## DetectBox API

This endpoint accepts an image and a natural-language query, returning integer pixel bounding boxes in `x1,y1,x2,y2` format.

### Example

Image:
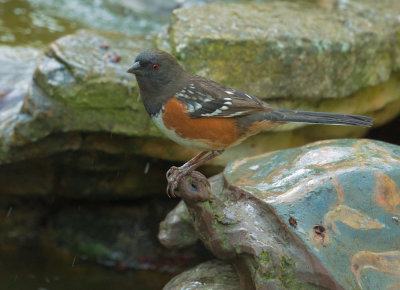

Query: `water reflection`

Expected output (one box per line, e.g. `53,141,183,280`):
0,0,194,47
0,244,172,290
0,0,80,46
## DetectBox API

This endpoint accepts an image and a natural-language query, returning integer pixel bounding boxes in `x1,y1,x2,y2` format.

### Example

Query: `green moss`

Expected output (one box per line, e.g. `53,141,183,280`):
202,200,213,212
221,239,229,250
256,250,297,288
258,250,275,280
279,255,297,289
259,250,272,265
234,247,241,255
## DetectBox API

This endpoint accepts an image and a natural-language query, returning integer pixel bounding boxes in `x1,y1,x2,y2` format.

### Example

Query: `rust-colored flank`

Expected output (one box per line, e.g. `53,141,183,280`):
162,98,239,149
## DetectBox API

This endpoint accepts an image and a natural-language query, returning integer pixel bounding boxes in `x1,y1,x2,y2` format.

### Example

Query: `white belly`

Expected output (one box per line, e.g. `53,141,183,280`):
152,113,213,151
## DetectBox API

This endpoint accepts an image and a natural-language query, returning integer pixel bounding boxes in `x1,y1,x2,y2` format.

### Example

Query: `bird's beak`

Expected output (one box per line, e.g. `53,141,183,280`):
127,61,141,74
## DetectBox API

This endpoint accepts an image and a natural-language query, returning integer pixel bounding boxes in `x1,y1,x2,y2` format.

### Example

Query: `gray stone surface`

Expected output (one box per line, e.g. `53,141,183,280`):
159,200,198,248
167,0,400,99
164,260,242,290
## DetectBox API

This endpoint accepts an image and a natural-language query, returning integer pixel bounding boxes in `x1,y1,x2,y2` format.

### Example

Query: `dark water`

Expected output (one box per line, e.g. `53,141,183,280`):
0,244,172,290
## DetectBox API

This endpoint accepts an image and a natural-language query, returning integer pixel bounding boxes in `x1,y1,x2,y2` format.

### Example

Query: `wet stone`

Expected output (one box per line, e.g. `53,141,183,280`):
163,259,242,290
162,139,400,289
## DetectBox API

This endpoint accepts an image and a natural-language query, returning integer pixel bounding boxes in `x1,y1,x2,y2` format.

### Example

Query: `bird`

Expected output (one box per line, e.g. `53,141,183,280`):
127,49,373,197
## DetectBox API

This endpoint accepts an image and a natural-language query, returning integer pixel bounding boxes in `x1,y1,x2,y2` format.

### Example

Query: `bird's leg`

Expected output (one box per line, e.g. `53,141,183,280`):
166,150,223,198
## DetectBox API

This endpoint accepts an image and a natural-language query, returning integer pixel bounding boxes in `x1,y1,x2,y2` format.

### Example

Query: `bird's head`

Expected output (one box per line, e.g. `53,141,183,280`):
127,49,184,94
127,49,186,114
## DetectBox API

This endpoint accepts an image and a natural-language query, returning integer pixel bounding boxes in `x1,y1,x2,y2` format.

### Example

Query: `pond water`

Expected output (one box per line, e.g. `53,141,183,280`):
0,244,172,290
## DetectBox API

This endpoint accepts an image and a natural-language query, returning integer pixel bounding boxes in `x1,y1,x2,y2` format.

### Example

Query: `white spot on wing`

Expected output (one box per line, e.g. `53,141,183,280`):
224,101,232,105
221,106,229,110
224,97,232,101
245,93,253,99
227,111,245,117
225,91,234,95
187,104,195,112
204,98,211,102
201,108,222,117
194,102,202,110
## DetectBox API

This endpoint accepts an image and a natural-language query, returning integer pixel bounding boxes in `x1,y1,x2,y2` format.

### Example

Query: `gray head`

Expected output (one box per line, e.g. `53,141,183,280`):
127,49,185,95
127,49,186,115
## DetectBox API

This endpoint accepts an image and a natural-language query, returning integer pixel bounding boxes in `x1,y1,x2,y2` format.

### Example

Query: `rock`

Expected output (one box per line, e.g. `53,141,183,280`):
1,29,160,152
158,200,198,248
22,29,156,143
0,151,174,198
0,46,40,144
0,196,45,247
162,139,400,289
168,0,400,100
163,259,242,290
0,32,171,198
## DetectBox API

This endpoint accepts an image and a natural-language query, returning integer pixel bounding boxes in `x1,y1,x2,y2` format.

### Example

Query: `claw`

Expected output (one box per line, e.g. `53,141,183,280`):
165,166,186,198
166,180,177,198
164,150,224,198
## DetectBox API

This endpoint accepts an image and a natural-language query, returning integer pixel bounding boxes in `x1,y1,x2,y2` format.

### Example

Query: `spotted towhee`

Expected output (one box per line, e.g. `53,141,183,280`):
127,49,373,197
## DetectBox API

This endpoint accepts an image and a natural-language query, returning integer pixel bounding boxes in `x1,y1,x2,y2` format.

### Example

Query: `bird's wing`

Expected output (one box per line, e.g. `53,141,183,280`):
174,78,270,118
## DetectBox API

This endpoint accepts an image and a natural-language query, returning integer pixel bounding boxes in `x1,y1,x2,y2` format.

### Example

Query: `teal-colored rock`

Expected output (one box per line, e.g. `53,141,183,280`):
162,139,400,289
224,139,400,289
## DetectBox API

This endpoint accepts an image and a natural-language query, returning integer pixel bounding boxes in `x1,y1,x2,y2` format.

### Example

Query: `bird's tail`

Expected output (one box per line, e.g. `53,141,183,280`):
271,110,373,127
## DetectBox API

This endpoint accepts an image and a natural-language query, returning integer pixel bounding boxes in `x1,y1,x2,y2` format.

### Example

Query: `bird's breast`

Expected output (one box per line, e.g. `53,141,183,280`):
152,98,239,151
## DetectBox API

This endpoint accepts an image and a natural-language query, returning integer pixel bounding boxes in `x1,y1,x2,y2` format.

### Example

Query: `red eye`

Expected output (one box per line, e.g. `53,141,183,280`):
153,64,159,71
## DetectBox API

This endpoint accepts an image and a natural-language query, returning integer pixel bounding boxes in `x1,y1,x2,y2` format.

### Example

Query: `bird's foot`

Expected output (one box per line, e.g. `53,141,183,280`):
165,150,223,198
166,166,189,198
166,167,211,200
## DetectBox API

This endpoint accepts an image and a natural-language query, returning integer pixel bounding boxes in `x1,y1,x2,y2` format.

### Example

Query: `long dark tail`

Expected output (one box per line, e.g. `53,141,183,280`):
270,110,373,127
